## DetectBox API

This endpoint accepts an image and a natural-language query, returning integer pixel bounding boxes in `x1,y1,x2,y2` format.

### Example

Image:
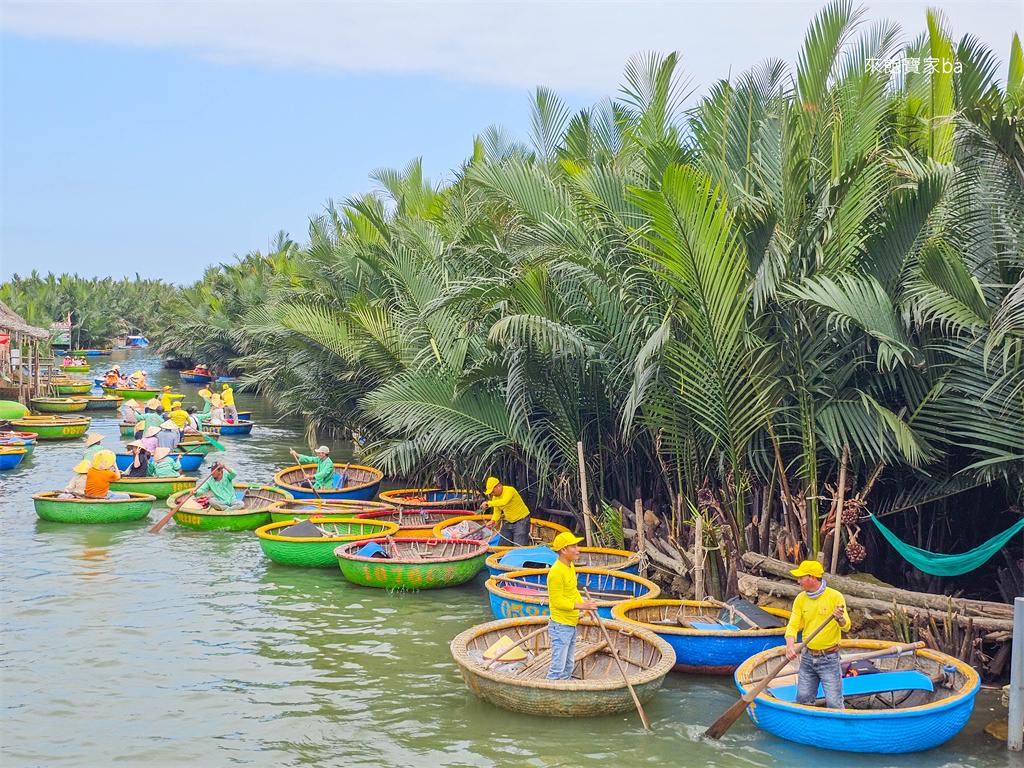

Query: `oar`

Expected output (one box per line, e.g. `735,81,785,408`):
200,430,225,452
150,469,215,533
583,587,651,730
483,626,549,670
333,463,350,490
701,597,759,629
705,616,837,739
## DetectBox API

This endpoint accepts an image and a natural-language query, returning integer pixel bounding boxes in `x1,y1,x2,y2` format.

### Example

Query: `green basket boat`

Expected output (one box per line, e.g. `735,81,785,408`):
176,440,213,457
268,499,395,523
80,395,123,411
60,364,91,373
10,416,91,440
32,491,156,523
166,484,293,531
53,381,93,395
334,537,490,590
110,475,197,499
31,397,89,413
120,421,140,437
256,517,400,568
101,386,160,399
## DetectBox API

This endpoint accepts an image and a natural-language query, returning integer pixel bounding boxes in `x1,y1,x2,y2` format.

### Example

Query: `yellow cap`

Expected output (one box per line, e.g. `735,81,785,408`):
91,449,116,470
73,460,91,473
550,531,584,551
222,383,230,389
485,476,500,494
163,385,171,391
790,560,824,579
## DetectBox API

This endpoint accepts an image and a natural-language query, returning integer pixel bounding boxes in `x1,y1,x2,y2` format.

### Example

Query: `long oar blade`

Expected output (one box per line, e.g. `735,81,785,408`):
149,470,214,533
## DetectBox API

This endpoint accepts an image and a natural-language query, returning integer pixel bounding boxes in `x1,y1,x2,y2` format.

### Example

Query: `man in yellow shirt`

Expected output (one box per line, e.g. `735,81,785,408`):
545,532,598,680
221,383,239,422
479,477,531,546
784,560,851,709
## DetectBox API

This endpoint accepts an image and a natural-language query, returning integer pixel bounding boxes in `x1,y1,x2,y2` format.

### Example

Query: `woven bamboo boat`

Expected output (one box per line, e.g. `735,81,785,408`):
352,508,476,537
115,452,203,472
201,420,253,436
167,484,292,530
59,364,90,373
486,546,641,578
80,395,123,410
451,616,674,717
73,349,113,356
119,421,139,437
334,537,490,589
110,475,197,499
0,447,28,470
267,499,395,523
734,640,980,753
101,386,160,398
611,599,792,674
31,397,89,413
1,431,38,455
10,416,91,440
180,369,213,383
32,491,156,523
485,567,660,621
53,381,93,395
273,463,384,501
256,517,400,568
175,440,213,457
379,488,484,509
432,514,570,552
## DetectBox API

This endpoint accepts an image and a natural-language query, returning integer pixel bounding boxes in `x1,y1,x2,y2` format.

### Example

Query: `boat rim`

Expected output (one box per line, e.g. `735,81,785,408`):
256,517,400,542
611,598,791,637
485,567,661,606
32,491,156,503
271,462,384,494
334,536,489,564
485,546,641,573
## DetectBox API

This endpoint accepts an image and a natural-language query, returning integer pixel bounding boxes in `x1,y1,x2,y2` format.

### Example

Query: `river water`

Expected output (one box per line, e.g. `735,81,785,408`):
1,352,1016,768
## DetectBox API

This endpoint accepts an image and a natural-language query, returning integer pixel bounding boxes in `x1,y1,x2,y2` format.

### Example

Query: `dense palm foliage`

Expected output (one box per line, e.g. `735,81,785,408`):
1,272,177,348
157,3,1022,597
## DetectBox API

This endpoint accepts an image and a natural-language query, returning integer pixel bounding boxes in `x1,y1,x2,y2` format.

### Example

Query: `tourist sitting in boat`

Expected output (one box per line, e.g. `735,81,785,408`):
184,406,205,433
148,446,181,477
784,560,851,710
63,356,72,366
58,460,92,498
288,446,334,489
156,420,180,450
140,399,165,432
479,477,532,547
194,462,243,510
141,426,160,455
193,363,210,375
197,388,213,414
545,532,598,680
125,440,150,477
208,391,226,424
85,450,130,499
82,433,106,462
104,370,119,387
130,371,147,388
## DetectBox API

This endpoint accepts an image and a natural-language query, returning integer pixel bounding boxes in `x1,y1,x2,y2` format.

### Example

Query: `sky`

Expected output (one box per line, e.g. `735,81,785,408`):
2,1,1021,284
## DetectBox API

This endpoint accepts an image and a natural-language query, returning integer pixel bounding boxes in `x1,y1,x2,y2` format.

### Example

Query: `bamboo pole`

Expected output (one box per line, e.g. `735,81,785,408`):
830,444,849,574
634,499,647,579
694,514,705,601
577,440,593,547
1009,597,1023,751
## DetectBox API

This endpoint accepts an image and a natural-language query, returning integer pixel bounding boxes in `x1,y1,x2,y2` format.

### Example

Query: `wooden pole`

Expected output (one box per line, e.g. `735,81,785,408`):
830,444,849,574
694,513,705,601
634,499,647,579
577,440,593,547
1009,597,1023,751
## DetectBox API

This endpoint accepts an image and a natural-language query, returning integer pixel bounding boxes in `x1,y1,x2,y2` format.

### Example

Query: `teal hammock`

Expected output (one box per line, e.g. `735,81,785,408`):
868,513,1024,576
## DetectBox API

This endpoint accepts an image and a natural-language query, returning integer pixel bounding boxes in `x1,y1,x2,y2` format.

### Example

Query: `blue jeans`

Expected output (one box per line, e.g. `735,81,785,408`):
546,619,577,680
797,649,844,709
105,491,131,500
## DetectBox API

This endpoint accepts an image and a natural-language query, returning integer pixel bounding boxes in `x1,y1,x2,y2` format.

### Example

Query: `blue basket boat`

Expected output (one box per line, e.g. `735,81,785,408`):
484,567,660,621
0,447,28,470
611,598,791,674
202,420,253,436
732,640,980,753
273,463,384,501
485,545,641,578
179,369,213,384
115,452,203,472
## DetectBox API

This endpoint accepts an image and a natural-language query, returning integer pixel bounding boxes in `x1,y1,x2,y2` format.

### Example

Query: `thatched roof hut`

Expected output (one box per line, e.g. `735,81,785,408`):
0,300,48,339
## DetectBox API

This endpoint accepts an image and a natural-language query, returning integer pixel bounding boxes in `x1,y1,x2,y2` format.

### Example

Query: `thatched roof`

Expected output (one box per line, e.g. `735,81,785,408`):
0,300,48,339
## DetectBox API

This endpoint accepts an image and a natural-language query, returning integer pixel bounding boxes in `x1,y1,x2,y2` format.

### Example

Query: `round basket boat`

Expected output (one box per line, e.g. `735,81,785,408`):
379,488,483,509
0,447,28,470
60,364,91,373
80,395,123,411
273,463,384,502
733,640,980,753
115,451,203,472
32,491,156,523
451,616,675,718
256,517,400,568
180,369,213,383
353,508,477,537
485,567,660,621
31,397,88,413
175,440,213,457
486,546,640,578
267,499,395,523
610,599,791,674
101,386,160,399
109,475,198,499
432,514,570,552
10,416,91,440
334,537,490,589
201,420,253,436
53,381,93,395
167,484,293,530
119,421,139,437
1,431,38,455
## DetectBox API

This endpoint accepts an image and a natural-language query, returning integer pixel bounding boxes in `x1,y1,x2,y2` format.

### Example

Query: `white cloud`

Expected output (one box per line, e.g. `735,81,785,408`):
2,1,1020,95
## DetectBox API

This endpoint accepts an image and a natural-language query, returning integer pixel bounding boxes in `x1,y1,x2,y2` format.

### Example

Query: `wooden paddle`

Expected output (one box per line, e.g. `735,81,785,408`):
583,587,651,730
150,468,215,533
757,641,925,687
333,463,350,489
704,616,836,739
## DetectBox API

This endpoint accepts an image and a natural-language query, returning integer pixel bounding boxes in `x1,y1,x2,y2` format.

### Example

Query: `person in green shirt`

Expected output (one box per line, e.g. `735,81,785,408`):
289,446,334,489
195,462,242,510
197,388,213,415
148,446,182,478
82,433,105,462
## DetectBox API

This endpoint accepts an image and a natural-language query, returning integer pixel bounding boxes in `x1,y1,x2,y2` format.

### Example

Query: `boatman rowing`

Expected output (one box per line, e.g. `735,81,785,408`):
784,559,851,709
545,532,598,679
479,477,531,547
289,446,334,489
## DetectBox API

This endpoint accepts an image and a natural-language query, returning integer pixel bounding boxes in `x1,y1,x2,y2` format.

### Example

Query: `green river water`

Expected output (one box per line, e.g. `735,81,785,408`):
1,353,1016,767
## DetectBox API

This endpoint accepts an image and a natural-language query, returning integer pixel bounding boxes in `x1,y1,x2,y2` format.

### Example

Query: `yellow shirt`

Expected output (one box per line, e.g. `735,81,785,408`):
785,585,851,650
161,393,175,411
547,559,583,626
167,409,190,428
486,484,530,523
221,388,234,406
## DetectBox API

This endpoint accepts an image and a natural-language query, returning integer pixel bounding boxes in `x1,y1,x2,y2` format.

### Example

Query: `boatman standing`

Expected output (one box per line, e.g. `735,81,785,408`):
784,560,851,709
479,477,532,547
221,383,239,422
545,531,598,679
289,446,334,489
